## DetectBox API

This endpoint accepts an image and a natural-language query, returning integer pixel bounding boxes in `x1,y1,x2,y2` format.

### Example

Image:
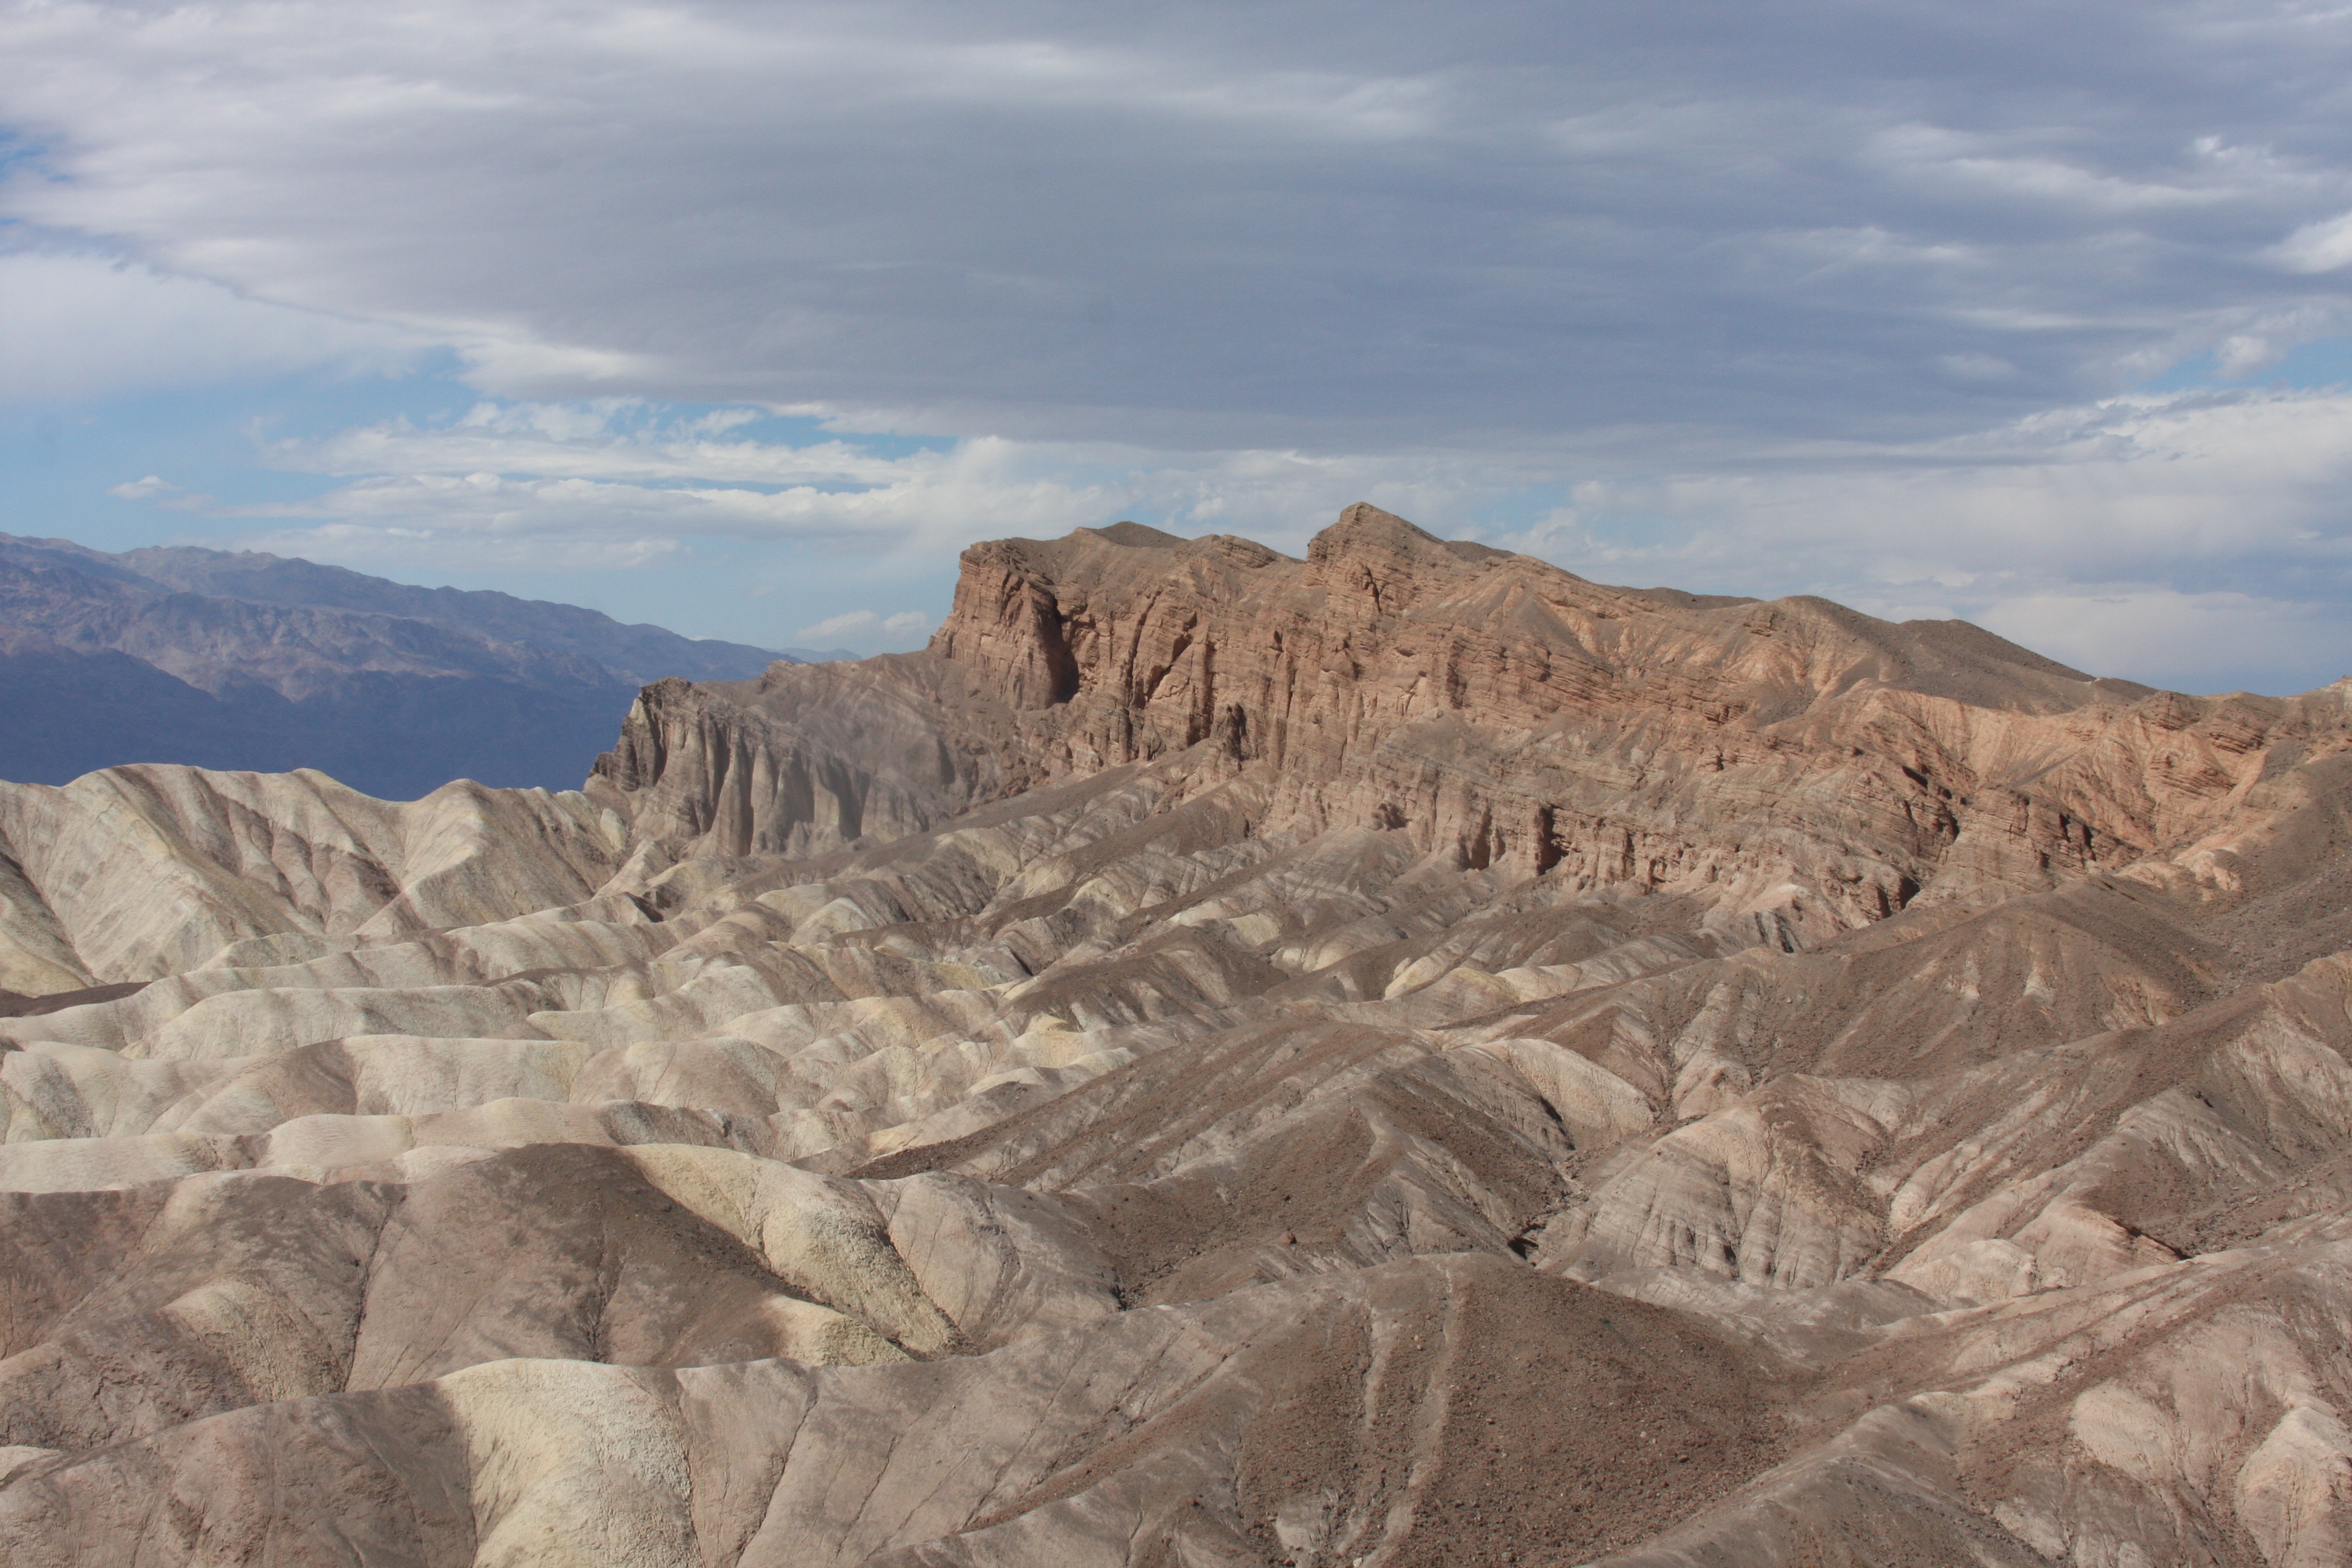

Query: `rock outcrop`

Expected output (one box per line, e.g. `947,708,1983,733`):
598,505,2337,936
5,505,2352,1566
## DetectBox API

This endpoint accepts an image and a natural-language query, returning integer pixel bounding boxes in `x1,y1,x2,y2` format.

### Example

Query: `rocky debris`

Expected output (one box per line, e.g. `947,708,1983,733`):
3,505,2352,1564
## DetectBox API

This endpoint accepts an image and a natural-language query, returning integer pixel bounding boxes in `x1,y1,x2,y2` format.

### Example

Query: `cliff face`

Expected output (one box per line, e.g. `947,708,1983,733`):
589,658,1021,863
599,504,2350,938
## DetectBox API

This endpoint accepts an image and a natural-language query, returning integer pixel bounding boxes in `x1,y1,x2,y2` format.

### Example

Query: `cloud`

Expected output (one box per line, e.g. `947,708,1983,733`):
792,607,931,649
1588,378,2352,590
2273,211,2352,275
0,250,419,402
4,1,2351,448
794,610,877,642
226,522,684,573
198,411,1135,561
14,3,2352,693
1976,588,2352,695
120,397,1537,567
1489,384,2352,693
261,402,941,488
108,474,227,512
88,373,2351,688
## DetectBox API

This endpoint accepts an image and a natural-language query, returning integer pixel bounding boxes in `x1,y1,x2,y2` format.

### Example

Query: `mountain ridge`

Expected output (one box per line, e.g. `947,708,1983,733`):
592,503,2260,933
0,532,788,797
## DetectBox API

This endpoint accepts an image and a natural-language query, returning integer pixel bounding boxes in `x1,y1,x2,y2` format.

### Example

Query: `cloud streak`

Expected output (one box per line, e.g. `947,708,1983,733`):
0,249,419,402
794,609,930,647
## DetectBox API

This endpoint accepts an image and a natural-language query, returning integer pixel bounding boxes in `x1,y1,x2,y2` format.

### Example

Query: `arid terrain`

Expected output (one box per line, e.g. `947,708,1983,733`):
4,504,2352,1566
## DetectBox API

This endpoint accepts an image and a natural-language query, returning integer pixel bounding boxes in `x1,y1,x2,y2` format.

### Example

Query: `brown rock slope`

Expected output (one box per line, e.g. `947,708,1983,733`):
5,505,2352,1566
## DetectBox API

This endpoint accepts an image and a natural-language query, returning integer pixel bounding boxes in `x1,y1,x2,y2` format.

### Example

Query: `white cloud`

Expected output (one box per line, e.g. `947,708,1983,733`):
122,399,1537,570
2273,211,2352,274
261,402,939,487
1869,122,2250,216
69,376,2352,691
227,522,684,573
13,3,2352,693
207,419,1134,561
1488,384,2352,693
795,610,882,642
4,1,2351,442
791,607,932,650
0,250,419,402
99,370,2352,687
2214,334,2281,377
101,474,213,511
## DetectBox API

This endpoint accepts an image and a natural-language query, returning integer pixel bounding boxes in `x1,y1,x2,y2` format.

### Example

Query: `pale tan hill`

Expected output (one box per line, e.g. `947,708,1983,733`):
4,505,2352,1566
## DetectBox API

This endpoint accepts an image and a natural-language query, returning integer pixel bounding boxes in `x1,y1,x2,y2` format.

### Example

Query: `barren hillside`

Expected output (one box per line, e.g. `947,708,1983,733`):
5,505,2351,1566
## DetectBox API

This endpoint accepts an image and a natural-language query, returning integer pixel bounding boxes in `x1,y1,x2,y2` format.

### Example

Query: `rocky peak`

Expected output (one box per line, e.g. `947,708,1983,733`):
1304,501,1476,615
1077,520,1186,549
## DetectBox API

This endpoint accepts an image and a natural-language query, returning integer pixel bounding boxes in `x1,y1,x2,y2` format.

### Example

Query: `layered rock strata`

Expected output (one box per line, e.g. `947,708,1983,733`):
3,506,2352,1566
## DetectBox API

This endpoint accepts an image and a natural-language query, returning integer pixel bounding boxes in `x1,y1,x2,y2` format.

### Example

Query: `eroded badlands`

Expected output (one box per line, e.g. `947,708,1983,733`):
5,506,2352,1566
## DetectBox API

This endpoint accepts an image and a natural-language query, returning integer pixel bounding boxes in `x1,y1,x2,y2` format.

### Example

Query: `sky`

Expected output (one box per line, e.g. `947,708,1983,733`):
2,1,2350,690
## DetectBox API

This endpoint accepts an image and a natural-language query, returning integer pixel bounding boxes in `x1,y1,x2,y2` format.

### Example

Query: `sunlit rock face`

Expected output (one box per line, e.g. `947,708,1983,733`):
7,505,2352,1567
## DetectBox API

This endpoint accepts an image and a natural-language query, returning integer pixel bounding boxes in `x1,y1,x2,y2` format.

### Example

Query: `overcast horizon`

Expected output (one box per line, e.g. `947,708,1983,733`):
4,1,2351,692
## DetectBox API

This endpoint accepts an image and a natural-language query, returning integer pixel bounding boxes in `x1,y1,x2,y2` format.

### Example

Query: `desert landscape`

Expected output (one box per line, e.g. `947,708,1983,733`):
2,503,2350,1566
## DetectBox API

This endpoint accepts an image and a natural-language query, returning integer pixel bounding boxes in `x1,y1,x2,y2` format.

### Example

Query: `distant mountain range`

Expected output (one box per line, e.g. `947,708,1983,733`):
0,534,788,798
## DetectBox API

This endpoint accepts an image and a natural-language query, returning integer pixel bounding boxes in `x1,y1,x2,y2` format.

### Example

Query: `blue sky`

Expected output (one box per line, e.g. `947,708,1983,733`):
3,1,2351,688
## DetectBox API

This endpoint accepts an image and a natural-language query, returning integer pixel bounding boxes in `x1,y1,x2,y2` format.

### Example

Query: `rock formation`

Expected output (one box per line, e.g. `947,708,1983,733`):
4,504,2352,1566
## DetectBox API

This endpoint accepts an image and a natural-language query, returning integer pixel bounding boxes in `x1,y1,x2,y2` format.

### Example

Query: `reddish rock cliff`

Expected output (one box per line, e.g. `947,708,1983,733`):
596,505,2352,939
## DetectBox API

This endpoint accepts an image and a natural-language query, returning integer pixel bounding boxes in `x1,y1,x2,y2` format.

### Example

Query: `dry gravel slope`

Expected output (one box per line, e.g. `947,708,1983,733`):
4,505,2352,1566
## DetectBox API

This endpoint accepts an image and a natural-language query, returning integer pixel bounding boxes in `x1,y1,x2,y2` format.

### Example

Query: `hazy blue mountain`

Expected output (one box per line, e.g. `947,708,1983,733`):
108,542,785,687
0,535,789,799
